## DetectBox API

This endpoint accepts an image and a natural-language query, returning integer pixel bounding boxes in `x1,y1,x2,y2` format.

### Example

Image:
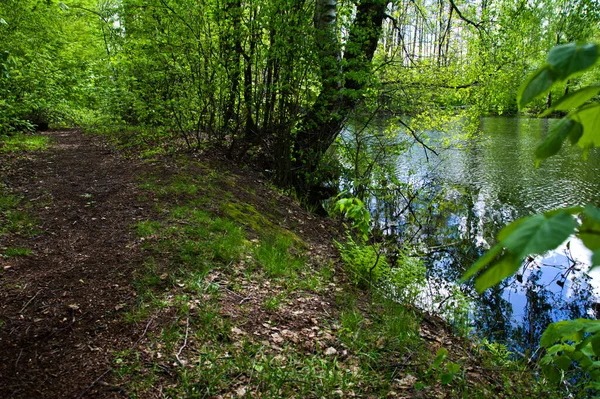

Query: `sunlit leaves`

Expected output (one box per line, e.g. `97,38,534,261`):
334,197,371,241
547,43,598,80
571,103,600,157
593,250,600,268
473,253,520,292
518,43,599,110
541,320,586,347
515,42,600,161
539,319,600,384
502,212,576,257
461,243,502,281
580,205,600,270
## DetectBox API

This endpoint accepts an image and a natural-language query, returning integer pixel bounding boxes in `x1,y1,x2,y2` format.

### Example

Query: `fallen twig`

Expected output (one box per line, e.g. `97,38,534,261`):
76,318,153,398
15,349,23,369
176,317,190,366
77,369,111,399
19,290,41,314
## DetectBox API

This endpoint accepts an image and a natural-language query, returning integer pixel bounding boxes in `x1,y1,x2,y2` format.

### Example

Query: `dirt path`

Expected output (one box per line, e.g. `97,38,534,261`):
1,130,153,398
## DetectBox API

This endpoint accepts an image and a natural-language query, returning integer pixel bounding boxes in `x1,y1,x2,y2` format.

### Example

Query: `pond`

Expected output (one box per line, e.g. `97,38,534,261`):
345,117,600,352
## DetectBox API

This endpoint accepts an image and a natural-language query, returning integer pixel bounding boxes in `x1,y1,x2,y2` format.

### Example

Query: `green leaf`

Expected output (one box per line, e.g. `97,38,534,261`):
535,118,582,161
576,335,594,352
542,364,562,383
554,355,573,371
541,320,585,347
502,212,577,258
580,354,594,369
541,85,600,116
547,344,565,355
547,43,599,80
498,217,529,241
518,66,556,109
592,335,600,357
569,350,584,361
579,205,600,251
474,253,521,293
440,373,454,385
461,243,502,281
583,320,600,335
0,18,7,27
447,362,461,374
585,204,600,223
432,347,448,368
570,103,600,155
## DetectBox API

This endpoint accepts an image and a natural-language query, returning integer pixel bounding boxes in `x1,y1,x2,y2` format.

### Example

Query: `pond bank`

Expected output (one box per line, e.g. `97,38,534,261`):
1,129,548,398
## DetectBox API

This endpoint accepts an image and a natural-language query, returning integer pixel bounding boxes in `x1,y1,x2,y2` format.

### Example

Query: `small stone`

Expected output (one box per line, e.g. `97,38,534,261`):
271,333,284,344
324,347,337,356
231,327,245,335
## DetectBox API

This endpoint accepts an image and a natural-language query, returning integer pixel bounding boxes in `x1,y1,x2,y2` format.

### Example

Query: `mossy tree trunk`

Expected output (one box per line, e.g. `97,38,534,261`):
279,0,388,197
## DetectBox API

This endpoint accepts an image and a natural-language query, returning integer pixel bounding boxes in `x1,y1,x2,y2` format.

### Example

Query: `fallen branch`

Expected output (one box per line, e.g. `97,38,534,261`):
77,369,111,399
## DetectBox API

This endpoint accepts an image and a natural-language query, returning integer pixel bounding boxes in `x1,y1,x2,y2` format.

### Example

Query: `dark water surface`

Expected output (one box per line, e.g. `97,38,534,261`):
362,117,600,350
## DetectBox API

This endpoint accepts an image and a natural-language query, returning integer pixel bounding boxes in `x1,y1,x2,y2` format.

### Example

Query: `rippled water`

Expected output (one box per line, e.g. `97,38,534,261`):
372,117,600,349
398,117,600,214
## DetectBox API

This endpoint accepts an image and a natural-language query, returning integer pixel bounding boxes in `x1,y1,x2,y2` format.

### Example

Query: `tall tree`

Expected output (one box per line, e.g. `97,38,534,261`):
284,0,388,195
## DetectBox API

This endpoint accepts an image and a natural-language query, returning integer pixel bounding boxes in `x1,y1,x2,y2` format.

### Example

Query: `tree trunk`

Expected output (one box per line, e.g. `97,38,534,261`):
283,0,388,196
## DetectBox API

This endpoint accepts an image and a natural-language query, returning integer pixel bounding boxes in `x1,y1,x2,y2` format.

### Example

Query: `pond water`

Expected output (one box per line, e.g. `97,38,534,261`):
348,117,600,351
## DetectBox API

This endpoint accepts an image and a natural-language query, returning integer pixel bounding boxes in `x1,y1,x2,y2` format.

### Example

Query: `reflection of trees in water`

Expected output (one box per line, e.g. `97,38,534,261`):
473,287,514,344
372,178,596,353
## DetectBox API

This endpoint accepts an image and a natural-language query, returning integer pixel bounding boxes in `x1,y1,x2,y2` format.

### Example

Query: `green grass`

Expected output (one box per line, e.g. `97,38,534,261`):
0,190,39,237
0,133,51,153
115,166,553,399
254,235,306,277
2,247,33,257
0,192,21,211
135,220,162,238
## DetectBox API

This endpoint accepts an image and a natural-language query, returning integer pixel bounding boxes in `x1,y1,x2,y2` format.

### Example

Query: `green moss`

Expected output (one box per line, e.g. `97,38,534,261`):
221,201,305,248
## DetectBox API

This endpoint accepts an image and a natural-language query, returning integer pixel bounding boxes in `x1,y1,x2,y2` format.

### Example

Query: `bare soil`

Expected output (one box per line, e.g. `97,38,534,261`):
0,130,154,398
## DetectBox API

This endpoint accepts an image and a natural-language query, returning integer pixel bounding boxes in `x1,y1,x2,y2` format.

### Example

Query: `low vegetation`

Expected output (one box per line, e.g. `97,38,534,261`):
79,135,549,398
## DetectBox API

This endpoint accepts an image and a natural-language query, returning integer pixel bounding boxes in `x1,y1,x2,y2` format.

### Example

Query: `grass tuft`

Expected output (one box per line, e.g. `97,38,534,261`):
254,235,306,277
0,133,51,153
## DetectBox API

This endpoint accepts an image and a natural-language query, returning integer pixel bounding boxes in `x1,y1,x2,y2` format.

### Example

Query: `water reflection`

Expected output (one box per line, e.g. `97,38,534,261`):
347,117,600,352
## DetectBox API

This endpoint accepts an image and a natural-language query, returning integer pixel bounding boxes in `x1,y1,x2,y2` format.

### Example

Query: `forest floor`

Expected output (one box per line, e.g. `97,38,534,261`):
0,130,541,398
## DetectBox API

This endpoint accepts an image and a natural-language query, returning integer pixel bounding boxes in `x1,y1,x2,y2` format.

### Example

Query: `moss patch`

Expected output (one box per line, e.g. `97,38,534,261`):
221,201,305,248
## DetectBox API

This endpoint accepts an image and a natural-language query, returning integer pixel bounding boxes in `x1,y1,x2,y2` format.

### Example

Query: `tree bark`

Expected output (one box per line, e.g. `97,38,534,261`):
285,0,388,195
